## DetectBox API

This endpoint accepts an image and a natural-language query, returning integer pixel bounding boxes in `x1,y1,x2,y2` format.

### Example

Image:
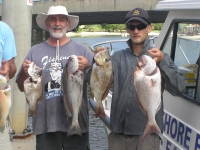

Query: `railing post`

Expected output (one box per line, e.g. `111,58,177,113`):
2,0,32,135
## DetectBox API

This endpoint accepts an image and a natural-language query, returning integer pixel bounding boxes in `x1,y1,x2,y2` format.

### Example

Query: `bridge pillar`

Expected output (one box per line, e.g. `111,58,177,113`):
2,0,32,134
36,29,43,44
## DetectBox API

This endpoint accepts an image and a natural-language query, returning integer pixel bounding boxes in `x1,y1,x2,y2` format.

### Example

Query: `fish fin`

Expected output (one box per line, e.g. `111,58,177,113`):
102,87,110,101
151,67,160,84
36,77,43,104
137,98,147,116
90,92,94,100
95,110,106,118
28,109,36,117
67,124,82,137
141,122,161,143
0,125,5,133
156,98,161,114
95,102,106,118
37,92,43,104
64,100,72,117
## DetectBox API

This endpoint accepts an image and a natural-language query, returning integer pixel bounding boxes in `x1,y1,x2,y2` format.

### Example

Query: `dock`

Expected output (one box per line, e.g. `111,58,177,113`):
12,109,108,150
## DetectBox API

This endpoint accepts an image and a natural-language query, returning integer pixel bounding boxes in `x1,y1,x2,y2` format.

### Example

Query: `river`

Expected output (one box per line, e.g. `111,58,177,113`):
69,34,157,54
70,34,129,52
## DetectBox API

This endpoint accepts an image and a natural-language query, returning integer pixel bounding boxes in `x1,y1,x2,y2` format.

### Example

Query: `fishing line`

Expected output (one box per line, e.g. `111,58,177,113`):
56,39,60,63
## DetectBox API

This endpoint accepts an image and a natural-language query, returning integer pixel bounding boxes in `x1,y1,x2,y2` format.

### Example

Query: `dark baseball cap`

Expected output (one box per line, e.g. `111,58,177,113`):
125,8,151,25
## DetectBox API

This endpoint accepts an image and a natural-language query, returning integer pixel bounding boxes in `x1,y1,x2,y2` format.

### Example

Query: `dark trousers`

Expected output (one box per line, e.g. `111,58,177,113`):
36,132,90,150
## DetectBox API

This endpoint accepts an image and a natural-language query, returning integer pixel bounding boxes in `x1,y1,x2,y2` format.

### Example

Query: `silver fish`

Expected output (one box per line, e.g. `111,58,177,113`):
90,50,113,118
24,62,42,117
61,55,83,137
134,55,161,142
0,74,11,133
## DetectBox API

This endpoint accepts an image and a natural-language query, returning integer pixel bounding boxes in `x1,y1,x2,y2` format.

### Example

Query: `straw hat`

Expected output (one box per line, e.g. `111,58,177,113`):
36,6,79,32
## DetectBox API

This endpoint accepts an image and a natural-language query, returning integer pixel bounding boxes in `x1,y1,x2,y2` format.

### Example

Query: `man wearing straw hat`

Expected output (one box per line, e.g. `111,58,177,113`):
16,6,93,150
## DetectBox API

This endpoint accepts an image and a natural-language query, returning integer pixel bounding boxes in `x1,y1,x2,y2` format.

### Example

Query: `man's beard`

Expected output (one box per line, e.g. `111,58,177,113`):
49,26,67,39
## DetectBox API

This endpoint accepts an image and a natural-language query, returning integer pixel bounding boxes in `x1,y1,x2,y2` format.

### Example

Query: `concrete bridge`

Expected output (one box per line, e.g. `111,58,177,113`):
0,0,168,136
31,0,167,26
0,0,167,27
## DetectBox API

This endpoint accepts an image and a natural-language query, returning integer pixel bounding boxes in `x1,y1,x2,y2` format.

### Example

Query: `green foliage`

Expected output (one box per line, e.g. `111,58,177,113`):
82,24,126,32
151,23,163,30
77,27,82,33
178,23,190,33
82,25,103,32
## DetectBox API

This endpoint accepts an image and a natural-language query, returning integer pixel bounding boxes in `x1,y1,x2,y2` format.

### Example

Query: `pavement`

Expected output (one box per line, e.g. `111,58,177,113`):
12,109,108,150
89,109,108,150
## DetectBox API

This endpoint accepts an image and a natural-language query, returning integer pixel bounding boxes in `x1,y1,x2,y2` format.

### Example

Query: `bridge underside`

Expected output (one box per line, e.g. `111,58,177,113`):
31,10,168,45
32,10,168,29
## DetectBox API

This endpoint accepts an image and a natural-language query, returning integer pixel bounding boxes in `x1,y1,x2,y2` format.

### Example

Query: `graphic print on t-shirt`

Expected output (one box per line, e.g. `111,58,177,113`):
44,61,63,100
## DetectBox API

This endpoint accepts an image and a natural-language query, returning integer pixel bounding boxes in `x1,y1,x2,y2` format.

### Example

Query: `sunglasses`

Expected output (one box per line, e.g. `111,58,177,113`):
126,24,147,31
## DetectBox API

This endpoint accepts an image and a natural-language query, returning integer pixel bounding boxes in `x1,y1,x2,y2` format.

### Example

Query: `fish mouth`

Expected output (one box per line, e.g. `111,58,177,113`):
72,70,83,76
3,85,11,91
95,57,111,66
68,56,73,61
29,77,38,84
105,57,111,62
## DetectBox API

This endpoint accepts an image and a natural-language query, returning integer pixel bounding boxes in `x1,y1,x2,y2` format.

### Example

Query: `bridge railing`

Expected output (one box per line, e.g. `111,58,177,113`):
89,98,111,130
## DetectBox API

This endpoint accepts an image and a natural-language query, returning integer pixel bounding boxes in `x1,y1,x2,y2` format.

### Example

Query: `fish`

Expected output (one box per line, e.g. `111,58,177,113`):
61,55,83,137
90,49,113,118
0,74,11,133
133,55,162,142
28,62,42,81
24,62,42,117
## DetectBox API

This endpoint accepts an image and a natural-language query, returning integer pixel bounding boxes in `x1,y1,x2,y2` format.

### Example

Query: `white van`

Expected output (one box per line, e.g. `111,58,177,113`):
90,0,200,149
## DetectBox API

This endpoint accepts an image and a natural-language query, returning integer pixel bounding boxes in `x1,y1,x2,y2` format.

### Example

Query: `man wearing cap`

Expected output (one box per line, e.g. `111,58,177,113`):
94,8,185,150
16,6,93,150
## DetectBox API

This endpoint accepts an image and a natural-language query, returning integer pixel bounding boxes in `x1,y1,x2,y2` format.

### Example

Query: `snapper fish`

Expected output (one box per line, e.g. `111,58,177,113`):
90,49,113,118
134,55,162,142
0,75,11,133
61,55,83,137
24,62,42,117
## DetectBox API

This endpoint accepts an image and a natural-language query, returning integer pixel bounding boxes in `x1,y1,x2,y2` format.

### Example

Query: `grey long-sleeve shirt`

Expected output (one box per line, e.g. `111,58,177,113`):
110,38,185,135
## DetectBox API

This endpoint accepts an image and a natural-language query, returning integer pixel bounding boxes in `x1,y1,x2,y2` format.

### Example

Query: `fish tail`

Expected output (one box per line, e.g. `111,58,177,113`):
95,104,106,118
141,122,161,143
28,109,36,117
0,125,5,133
67,124,82,137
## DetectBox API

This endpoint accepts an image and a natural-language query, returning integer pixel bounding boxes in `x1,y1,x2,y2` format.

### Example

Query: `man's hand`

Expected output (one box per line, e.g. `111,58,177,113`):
77,56,90,70
147,48,164,63
94,47,107,56
0,60,9,81
23,60,32,76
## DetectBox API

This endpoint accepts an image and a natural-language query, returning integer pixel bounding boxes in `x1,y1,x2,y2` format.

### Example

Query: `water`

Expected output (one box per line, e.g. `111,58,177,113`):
70,34,156,55
70,35,129,54
70,35,128,47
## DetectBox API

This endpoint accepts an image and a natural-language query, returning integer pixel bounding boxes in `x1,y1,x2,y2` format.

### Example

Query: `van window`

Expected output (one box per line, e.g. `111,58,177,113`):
162,22,200,102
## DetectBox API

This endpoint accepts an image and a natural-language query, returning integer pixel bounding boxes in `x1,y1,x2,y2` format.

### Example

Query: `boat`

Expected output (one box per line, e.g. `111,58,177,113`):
89,0,200,149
